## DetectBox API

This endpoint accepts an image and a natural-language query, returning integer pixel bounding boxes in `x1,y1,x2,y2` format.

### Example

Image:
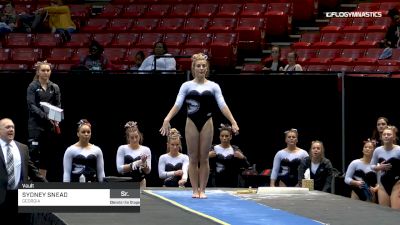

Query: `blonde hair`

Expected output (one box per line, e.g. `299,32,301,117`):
191,53,209,77
384,125,398,133
310,140,325,162
124,121,143,144
168,128,181,141
382,125,398,143
167,128,182,152
284,128,298,138
33,60,52,80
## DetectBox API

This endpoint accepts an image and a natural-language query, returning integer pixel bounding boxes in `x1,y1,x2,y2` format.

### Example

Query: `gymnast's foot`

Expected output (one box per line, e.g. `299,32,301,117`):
192,191,200,198
199,192,207,199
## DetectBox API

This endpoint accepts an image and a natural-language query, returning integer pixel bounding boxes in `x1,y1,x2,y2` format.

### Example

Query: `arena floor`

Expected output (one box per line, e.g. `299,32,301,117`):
55,187,400,225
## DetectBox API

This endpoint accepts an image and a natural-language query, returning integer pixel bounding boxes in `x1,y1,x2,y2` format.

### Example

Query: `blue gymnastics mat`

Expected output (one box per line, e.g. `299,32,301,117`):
145,190,325,225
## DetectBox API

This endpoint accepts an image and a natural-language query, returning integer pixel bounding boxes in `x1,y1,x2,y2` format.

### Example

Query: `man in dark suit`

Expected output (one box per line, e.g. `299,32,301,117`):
0,118,45,223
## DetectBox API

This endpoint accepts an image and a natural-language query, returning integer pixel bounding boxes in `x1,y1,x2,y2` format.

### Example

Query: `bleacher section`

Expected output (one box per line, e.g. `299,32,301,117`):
242,1,400,74
0,0,300,71
1,0,399,74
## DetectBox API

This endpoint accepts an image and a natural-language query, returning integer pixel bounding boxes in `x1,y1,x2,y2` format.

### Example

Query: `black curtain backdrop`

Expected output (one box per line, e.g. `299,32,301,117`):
2,72,395,189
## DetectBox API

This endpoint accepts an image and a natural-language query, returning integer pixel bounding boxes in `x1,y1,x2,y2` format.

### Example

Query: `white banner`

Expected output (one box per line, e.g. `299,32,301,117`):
18,189,140,206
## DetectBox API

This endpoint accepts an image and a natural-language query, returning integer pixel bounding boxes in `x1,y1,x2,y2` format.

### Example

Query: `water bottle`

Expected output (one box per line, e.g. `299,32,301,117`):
79,174,86,183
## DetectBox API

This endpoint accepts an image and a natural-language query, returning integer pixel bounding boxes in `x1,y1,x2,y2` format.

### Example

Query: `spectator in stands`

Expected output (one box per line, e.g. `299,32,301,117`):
381,8,400,49
139,41,176,72
370,126,400,209
371,117,390,146
0,2,18,35
63,119,105,182
298,140,333,192
80,40,112,71
208,124,249,187
281,52,303,73
27,60,62,180
270,128,308,187
130,51,145,70
158,128,189,187
160,53,239,198
17,7,47,33
262,46,285,72
116,121,152,188
378,41,393,60
344,139,378,203
36,0,76,42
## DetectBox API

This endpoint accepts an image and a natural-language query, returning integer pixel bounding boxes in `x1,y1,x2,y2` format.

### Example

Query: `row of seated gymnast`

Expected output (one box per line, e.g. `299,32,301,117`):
270,126,400,210
63,120,250,189
63,120,152,188
63,117,400,209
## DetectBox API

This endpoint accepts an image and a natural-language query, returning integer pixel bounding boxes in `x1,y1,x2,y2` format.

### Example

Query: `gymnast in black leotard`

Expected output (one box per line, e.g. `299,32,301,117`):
63,119,105,182
370,126,400,209
158,128,189,187
345,139,378,202
208,124,249,187
270,128,308,187
160,53,239,199
116,121,151,188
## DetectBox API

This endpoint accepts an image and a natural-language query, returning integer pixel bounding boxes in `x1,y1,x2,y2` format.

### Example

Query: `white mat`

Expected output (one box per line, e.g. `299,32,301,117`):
257,187,309,194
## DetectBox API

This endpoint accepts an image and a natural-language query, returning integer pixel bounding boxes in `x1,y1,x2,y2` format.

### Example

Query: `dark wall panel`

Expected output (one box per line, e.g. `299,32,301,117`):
6,72,384,188
344,76,400,169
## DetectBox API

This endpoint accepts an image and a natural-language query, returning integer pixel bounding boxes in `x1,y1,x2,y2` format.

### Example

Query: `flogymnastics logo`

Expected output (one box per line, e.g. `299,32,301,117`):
325,11,382,18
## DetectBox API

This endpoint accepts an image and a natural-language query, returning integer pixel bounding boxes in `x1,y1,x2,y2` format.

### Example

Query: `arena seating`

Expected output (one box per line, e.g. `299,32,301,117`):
0,0,296,70
242,1,400,74
0,0,399,74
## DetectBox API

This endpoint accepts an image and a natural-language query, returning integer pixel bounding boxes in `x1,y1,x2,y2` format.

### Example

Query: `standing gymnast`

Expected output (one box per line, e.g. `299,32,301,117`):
160,53,239,198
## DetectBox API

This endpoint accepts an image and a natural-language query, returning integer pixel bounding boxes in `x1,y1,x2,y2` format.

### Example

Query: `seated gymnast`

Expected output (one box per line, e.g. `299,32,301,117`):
63,119,105,182
208,124,249,187
116,121,152,188
270,128,308,187
345,139,378,202
158,128,189,187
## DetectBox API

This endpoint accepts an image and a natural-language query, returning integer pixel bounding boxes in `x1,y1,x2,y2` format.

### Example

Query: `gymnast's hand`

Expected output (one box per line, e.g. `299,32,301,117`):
370,186,378,193
178,179,186,188
160,121,171,136
140,154,148,164
379,161,392,171
209,150,216,158
174,170,183,176
232,123,239,135
354,180,365,188
234,151,244,159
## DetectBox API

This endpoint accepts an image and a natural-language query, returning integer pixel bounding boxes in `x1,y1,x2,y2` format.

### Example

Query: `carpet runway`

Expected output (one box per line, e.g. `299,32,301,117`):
55,188,400,225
